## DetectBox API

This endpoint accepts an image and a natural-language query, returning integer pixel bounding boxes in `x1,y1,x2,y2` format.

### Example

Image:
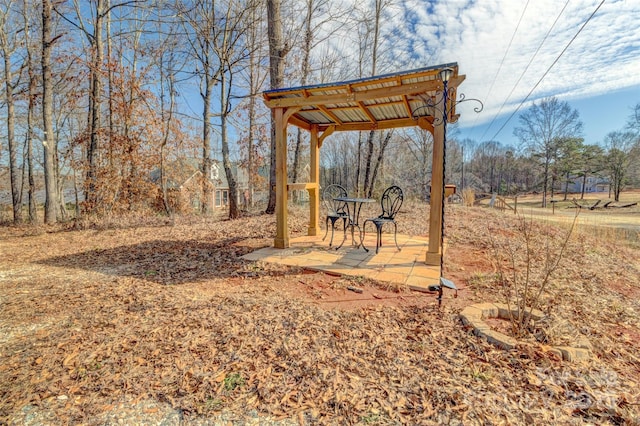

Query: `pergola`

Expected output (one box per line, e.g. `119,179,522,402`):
262,63,465,265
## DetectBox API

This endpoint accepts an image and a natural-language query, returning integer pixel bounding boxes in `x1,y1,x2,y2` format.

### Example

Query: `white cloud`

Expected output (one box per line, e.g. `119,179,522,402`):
431,0,639,126
315,0,638,135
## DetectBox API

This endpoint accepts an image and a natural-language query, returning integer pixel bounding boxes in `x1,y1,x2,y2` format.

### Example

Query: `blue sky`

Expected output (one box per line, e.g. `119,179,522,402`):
178,0,639,154
376,0,640,148
459,84,640,148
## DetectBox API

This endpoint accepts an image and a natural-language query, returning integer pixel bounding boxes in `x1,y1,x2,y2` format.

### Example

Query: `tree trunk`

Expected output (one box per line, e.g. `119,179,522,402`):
362,130,375,196
26,127,36,221
220,71,240,219
266,0,285,214
580,172,587,199
106,0,115,170
361,0,383,197
291,0,315,203
85,0,105,212
542,158,549,208
2,36,22,223
201,71,214,215
159,47,175,217
247,76,256,209
614,170,622,202
42,0,59,223
368,131,392,197
24,0,37,222
355,132,363,195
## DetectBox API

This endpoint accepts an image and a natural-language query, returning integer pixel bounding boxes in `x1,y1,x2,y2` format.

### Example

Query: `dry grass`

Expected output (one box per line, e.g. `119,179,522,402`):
1,203,639,425
462,188,476,207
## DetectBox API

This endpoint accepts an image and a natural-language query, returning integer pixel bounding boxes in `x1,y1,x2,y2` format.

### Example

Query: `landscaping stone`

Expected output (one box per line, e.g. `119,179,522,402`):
474,303,499,319
460,303,592,363
495,304,544,322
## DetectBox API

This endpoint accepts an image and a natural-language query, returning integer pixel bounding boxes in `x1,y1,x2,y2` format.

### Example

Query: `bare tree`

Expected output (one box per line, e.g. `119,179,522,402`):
514,97,582,207
151,8,183,216
265,0,290,214
22,0,38,221
42,0,60,223
627,102,640,135
0,0,23,223
177,0,226,215
290,0,350,200
401,128,433,200
62,0,142,213
242,0,268,209
358,0,392,197
605,131,636,201
212,0,257,219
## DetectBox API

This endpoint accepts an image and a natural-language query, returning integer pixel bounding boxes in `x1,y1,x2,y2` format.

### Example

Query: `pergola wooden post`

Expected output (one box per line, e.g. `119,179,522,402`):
308,125,320,237
273,107,288,249
264,64,465,263
425,90,446,265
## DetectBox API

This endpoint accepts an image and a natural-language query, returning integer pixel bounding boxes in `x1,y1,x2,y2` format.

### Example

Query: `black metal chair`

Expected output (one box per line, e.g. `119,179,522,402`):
362,185,403,254
322,184,349,247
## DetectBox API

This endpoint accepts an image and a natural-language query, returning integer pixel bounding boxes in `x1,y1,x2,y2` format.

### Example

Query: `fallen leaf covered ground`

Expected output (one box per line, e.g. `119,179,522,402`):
1,202,639,425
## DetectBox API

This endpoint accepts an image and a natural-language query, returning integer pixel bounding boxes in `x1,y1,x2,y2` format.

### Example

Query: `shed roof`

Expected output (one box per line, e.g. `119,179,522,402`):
263,63,464,132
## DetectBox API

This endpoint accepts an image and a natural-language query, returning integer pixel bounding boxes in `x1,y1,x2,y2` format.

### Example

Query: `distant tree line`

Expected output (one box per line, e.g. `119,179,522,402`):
321,97,640,206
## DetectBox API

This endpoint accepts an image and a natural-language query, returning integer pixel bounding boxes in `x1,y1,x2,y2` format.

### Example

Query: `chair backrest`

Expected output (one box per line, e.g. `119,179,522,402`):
322,184,348,215
378,186,403,220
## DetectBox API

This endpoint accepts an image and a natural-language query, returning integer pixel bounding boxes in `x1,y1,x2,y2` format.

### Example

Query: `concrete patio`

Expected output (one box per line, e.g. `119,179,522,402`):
242,233,441,292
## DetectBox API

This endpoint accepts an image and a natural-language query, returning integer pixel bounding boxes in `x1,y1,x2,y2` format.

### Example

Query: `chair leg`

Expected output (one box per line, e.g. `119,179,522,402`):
329,217,340,247
393,222,401,251
326,217,340,247
335,218,349,250
375,224,383,254
361,219,370,252
322,216,331,242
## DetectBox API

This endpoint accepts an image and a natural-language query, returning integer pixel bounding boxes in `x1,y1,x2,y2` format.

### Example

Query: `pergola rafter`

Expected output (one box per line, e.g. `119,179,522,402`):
263,63,465,265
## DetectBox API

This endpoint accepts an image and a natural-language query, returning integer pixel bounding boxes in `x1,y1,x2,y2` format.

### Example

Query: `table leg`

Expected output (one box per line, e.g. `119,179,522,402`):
335,201,364,250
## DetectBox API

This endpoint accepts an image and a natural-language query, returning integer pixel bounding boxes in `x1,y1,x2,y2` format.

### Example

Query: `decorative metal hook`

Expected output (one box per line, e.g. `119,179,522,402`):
455,93,484,114
412,89,484,125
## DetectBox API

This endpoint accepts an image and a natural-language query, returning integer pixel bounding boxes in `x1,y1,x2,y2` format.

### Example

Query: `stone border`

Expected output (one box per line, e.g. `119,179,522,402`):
460,303,592,362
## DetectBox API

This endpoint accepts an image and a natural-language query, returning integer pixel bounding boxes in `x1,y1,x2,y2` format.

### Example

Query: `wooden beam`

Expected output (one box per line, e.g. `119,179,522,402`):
324,117,422,132
288,115,312,131
357,101,378,123
417,116,434,134
318,125,335,148
402,95,414,117
303,99,404,114
286,182,318,190
263,69,445,100
317,104,344,125
283,106,301,124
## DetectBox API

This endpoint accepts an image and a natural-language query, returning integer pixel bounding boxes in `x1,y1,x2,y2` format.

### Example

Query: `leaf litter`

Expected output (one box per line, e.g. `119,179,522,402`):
0,203,639,425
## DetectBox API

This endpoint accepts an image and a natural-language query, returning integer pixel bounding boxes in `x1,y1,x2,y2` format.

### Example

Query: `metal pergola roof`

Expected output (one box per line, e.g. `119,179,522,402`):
263,63,464,133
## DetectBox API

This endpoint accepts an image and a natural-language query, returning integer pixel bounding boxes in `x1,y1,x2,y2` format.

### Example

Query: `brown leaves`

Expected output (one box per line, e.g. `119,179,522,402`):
1,206,639,424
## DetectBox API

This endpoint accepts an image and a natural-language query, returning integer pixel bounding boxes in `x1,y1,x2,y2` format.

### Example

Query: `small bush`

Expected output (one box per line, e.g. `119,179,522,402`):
488,212,578,337
462,188,475,207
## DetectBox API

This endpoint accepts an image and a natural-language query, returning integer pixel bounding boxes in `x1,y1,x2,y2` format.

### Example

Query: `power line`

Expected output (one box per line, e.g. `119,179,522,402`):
469,0,530,135
489,0,606,142
479,0,571,142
